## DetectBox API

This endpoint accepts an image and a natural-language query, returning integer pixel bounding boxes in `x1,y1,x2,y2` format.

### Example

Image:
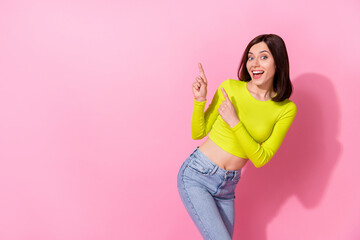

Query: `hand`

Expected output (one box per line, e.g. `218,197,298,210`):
192,63,208,101
218,87,240,128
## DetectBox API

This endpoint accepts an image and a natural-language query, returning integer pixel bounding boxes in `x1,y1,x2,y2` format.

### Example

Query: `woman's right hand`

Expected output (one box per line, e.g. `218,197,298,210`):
192,62,208,101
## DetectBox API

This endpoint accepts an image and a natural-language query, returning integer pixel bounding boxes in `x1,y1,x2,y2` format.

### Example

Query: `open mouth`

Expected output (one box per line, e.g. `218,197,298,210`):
252,70,264,79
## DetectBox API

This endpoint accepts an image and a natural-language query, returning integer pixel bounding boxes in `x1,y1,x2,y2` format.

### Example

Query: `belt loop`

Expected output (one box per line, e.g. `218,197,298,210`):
190,146,198,156
233,170,241,181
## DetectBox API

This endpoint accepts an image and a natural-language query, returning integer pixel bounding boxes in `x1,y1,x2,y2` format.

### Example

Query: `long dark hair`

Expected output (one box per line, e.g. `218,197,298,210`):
237,34,292,102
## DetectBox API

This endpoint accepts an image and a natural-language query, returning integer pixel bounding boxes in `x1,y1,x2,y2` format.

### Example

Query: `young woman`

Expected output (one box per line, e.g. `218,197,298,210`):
177,34,297,240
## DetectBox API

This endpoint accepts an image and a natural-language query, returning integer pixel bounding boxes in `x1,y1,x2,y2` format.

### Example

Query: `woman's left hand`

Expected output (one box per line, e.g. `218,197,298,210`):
218,87,240,128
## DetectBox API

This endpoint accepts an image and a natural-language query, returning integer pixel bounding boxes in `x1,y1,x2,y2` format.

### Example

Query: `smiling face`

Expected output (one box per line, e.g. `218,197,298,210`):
246,41,276,87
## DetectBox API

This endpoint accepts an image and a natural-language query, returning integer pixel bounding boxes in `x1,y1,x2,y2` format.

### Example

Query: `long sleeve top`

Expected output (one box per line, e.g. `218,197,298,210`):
191,79,297,168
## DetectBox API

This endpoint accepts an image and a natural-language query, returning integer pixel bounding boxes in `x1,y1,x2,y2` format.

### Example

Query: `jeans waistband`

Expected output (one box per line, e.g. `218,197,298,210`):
190,146,241,179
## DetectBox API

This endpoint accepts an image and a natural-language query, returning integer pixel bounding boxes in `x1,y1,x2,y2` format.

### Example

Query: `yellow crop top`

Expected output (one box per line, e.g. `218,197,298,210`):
191,79,297,168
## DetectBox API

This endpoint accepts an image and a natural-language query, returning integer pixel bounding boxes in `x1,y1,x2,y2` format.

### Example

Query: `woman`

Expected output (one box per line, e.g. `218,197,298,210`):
177,34,297,240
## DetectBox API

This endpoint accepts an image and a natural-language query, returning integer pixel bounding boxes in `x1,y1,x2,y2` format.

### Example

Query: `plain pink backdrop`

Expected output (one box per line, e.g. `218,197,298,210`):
0,0,359,239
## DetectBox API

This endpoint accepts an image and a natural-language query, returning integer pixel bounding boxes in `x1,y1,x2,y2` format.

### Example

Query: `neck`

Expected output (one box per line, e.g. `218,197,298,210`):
247,80,275,100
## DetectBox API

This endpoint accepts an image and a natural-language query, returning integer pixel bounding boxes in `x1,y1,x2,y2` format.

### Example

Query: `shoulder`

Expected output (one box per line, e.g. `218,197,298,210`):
215,79,247,100
218,78,244,89
221,78,244,85
279,99,297,118
284,99,297,111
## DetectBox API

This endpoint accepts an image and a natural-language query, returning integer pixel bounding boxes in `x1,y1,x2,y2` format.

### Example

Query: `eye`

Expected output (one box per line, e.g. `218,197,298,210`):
261,55,268,60
248,56,253,60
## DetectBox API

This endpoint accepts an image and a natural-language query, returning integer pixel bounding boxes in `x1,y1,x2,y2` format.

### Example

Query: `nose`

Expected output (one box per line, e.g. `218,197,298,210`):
253,57,260,67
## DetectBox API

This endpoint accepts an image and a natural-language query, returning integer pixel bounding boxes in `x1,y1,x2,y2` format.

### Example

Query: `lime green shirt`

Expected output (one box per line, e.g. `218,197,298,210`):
191,79,297,168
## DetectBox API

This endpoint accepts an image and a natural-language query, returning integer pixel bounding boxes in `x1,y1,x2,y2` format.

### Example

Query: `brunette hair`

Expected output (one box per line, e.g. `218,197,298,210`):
237,34,292,102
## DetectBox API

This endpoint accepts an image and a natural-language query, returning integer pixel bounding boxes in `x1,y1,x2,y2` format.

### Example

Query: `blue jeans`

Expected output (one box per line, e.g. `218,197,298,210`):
177,146,241,240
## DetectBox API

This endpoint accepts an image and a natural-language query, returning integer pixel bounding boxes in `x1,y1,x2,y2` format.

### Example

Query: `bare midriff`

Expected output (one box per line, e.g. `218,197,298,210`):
198,137,249,171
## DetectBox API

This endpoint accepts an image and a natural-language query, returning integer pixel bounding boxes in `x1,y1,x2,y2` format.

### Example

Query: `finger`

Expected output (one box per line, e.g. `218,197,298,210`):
193,80,201,89
196,76,203,82
219,102,225,111
196,76,207,86
221,87,231,102
198,63,207,83
198,63,205,75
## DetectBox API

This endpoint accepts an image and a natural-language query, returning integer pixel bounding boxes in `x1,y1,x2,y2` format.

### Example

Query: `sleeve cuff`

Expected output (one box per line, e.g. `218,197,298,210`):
230,120,243,132
194,99,207,106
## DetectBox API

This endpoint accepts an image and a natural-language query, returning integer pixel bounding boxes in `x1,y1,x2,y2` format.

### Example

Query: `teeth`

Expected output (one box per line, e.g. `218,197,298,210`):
252,71,264,74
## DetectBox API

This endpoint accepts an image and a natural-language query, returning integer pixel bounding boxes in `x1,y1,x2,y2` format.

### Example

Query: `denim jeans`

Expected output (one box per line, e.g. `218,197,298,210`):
177,146,241,240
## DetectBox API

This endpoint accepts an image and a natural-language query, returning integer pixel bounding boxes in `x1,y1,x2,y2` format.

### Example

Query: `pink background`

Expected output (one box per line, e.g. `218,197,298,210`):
0,0,359,239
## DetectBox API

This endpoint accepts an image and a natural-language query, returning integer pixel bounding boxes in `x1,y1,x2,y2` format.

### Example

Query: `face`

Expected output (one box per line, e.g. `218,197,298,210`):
246,41,276,86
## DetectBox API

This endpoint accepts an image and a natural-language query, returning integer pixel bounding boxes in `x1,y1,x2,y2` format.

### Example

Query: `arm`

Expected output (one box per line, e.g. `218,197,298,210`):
191,83,224,140
230,103,297,168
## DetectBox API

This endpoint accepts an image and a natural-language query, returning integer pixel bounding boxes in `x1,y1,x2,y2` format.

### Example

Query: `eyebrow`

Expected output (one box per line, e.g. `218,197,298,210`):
248,50,269,55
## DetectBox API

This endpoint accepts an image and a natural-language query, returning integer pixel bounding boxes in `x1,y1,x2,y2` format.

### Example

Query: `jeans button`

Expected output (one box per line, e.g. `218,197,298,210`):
226,172,229,175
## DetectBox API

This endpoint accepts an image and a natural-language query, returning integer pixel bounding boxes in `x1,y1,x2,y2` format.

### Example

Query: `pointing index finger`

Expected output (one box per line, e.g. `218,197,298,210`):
198,63,207,83
221,87,230,102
